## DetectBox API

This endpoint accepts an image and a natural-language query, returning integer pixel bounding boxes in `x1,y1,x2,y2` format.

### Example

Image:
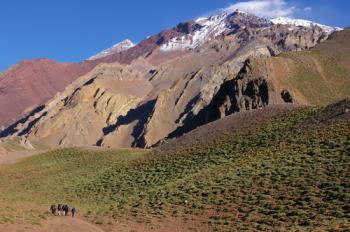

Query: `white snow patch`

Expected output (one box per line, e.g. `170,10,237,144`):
161,13,228,52
88,39,135,60
160,10,343,52
271,17,342,34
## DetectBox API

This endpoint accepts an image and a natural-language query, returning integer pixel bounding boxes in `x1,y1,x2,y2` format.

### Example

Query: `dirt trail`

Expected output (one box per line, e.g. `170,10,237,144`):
0,150,45,165
0,217,105,232
38,217,105,232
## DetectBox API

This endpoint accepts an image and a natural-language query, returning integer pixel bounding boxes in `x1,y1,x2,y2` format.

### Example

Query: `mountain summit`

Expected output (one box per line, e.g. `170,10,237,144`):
88,39,135,60
160,10,339,52
160,11,272,51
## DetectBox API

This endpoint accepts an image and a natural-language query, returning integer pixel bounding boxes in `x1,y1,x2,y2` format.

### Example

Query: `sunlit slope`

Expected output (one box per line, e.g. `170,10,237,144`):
0,100,349,231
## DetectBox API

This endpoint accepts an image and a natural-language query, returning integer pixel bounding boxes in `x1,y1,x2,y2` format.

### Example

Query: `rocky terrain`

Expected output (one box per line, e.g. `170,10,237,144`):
0,11,348,150
166,28,350,138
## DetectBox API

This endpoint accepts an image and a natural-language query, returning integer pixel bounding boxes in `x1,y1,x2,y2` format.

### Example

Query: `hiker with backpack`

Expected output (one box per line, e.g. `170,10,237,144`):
63,204,69,216
50,204,57,215
57,204,63,216
49,204,76,218
71,207,77,217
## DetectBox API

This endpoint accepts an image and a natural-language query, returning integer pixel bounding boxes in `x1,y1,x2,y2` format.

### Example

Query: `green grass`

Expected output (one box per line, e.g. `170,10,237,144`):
0,107,349,231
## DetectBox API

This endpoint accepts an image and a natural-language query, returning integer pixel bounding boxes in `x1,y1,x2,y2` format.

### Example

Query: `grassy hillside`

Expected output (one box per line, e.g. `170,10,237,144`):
271,29,350,106
0,104,349,231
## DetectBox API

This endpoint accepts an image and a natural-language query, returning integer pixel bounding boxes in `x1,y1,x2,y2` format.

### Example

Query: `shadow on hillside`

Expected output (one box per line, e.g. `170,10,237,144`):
0,105,46,138
98,99,157,147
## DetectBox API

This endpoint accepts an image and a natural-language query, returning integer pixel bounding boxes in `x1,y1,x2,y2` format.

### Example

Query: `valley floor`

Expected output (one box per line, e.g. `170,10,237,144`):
0,216,104,232
0,215,213,232
0,150,44,165
0,103,349,231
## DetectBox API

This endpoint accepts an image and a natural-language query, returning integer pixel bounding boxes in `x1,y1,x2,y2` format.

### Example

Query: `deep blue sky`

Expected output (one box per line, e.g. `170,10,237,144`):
0,0,349,71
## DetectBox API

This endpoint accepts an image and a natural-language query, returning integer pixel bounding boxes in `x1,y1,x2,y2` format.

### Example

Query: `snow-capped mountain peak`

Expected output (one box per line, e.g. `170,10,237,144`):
271,17,342,34
160,11,232,52
160,10,271,52
159,11,342,53
88,39,135,60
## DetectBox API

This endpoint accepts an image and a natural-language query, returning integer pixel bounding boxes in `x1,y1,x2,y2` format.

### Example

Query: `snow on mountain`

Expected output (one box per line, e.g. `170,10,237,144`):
160,13,229,52
88,39,135,60
271,17,342,34
160,10,271,52
160,10,343,53
160,10,270,52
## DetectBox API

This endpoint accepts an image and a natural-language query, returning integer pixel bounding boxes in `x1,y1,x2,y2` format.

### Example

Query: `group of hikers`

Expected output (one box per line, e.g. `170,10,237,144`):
50,204,77,217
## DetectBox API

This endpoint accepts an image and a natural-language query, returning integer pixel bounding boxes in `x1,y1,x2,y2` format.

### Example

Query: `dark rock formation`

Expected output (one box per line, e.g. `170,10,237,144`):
205,58,273,122
167,57,275,139
176,21,203,34
206,66,269,121
281,89,294,103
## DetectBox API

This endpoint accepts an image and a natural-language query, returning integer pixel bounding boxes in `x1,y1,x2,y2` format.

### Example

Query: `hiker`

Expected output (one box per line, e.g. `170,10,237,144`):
64,205,69,216
50,204,57,215
57,204,63,216
71,207,77,217
62,205,66,216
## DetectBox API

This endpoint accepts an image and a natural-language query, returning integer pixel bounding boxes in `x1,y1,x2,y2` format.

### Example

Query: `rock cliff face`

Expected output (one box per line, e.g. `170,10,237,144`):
1,15,348,150
208,29,350,118
207,58,272,120
168,29,350,138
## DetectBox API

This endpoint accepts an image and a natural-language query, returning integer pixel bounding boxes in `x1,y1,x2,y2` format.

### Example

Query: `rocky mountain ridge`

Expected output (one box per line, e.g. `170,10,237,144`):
1,10,348,150
166,28,350,140
0,10,339,129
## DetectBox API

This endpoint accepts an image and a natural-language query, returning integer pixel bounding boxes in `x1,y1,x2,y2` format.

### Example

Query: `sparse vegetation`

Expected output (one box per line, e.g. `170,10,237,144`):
278,29,350,106
0,107,349,231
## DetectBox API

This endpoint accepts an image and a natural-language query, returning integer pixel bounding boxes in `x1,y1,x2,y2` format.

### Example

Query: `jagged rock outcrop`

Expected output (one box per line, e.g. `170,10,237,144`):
203,28,350,122
137,41,273,147
213,58,272,117
165,57,276,138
